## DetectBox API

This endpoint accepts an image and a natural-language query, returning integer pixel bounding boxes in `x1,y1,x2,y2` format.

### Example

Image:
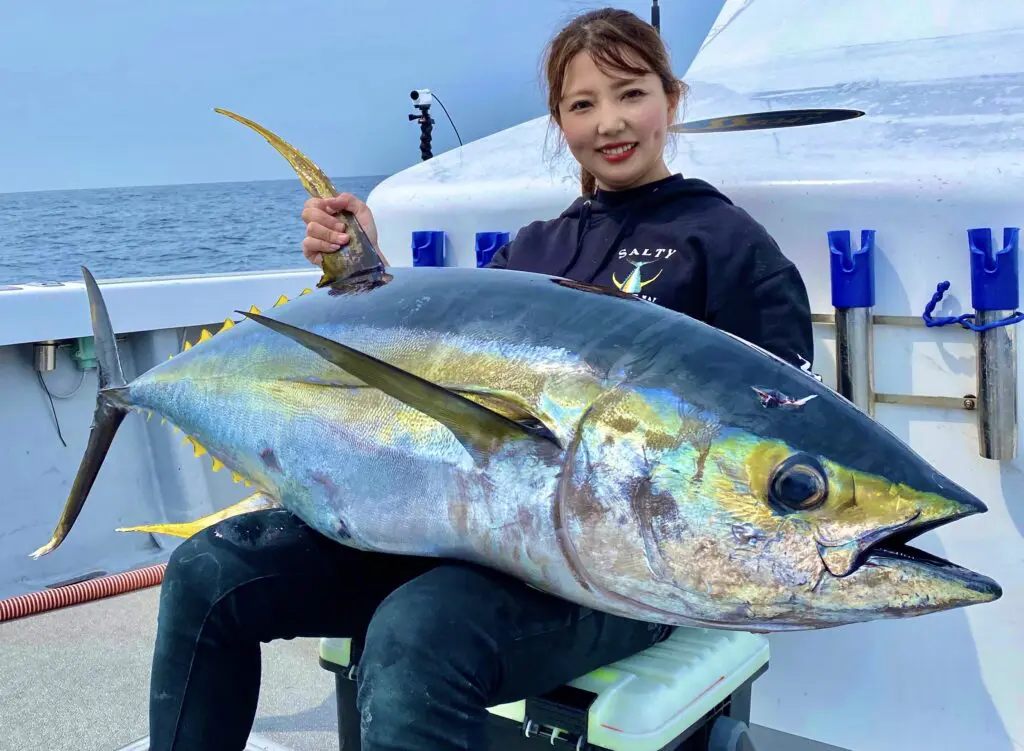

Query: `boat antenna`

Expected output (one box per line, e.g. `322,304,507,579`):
651,0,660,33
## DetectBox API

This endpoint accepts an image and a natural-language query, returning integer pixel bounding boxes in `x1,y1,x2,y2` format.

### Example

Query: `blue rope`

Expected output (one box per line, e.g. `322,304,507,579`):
922,281,1024,332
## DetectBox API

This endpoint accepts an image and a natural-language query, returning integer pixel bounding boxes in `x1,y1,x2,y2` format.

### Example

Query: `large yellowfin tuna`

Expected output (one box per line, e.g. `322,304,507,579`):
31,110,1001,631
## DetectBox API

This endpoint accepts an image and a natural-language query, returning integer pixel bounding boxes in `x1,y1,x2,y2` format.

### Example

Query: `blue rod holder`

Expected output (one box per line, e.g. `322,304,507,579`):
968,227,1020,310
827,229,876,415
828,229,876,309
475,231,510,267
412,230,447,267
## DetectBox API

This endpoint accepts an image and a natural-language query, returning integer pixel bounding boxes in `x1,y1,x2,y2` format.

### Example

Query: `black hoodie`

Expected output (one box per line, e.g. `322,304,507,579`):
487,173,814,369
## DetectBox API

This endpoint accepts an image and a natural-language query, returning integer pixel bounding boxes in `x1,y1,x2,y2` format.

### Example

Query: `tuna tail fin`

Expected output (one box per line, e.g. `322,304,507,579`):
213,107,388,289
30,267,131,558
238,310,562,463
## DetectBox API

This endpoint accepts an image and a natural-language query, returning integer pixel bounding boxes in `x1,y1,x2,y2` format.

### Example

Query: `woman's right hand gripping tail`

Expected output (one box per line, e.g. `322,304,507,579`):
300,193,379,267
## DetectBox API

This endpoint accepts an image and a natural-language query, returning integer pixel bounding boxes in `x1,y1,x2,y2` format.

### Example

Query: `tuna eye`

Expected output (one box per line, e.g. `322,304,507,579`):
769,454,828,512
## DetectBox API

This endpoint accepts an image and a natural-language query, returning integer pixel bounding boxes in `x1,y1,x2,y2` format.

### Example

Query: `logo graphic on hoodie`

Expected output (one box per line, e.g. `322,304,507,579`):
612,260,662,294
612,248,676,302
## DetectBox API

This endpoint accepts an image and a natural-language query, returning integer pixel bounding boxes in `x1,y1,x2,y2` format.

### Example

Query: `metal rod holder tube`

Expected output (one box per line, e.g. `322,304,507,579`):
828,229,876,416
33,340,57,372
968,226,1020,460
976,309,1017,460
835,307,874,416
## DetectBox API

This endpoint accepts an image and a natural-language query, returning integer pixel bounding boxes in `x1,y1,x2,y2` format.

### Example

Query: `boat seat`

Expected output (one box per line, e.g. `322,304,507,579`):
318,625,770,750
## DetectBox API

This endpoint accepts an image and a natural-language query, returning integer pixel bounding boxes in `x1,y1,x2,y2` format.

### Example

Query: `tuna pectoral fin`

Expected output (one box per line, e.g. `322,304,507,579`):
32,267,130,559
117,491,280,539
238,310,562,461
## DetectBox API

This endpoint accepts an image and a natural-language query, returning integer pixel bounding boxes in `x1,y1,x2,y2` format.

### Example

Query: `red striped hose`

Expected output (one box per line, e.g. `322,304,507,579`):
0,563,166,624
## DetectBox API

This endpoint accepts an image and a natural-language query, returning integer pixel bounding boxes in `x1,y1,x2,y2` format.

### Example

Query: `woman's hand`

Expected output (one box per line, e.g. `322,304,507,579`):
300,193,378,267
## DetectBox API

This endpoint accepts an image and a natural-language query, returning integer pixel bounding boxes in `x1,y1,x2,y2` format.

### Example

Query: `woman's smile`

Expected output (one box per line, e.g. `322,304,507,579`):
597,141,638,162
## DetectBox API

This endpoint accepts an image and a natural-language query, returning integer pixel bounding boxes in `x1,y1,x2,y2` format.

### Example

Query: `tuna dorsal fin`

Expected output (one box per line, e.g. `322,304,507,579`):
238,310,562,461
214,107,388,289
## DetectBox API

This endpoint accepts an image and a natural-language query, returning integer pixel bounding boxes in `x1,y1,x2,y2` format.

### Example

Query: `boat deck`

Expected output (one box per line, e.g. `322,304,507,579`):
0,587,341,751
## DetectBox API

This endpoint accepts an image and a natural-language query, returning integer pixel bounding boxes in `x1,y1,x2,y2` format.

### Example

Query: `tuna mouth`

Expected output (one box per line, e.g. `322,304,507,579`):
858,516,957,569
859,515,1002,601
817,501,983,580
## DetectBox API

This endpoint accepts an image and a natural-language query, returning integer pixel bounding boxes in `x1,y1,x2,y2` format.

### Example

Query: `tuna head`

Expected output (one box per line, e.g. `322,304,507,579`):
558,356,1002,632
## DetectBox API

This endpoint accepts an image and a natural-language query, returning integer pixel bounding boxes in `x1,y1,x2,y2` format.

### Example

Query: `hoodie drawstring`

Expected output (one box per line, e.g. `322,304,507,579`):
555,199,592,278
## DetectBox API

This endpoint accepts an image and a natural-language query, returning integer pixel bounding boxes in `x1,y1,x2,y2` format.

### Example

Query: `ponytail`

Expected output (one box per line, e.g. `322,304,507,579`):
581,168,596,196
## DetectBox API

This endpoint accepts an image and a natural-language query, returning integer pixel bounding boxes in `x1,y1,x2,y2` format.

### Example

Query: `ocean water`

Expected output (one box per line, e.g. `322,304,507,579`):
0,175,389,286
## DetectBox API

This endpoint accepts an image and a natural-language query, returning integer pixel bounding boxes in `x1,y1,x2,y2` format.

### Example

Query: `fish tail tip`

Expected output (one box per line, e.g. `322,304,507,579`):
29,538,58,559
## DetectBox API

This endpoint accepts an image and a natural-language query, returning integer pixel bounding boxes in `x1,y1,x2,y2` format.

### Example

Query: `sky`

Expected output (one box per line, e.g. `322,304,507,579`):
0,0,725,193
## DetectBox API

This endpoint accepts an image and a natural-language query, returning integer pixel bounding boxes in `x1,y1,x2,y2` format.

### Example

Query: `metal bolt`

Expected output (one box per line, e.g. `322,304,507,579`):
963,395,977,410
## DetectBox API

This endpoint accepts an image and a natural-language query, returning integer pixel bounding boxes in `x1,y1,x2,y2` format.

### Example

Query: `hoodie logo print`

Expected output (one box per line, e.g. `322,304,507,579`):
612,260,663,294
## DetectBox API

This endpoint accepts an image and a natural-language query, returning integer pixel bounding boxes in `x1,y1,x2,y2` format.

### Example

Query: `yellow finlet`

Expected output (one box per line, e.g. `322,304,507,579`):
300,288,312,296
182,435,208,457
273,294,289,307
249,305,261,315
211,457,225,472
116,491,281,539
198,328,214,343
183,340,193,351
219,317,236,333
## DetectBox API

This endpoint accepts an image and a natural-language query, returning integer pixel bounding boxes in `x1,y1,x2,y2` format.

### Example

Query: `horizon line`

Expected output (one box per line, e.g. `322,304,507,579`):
0,172,395,198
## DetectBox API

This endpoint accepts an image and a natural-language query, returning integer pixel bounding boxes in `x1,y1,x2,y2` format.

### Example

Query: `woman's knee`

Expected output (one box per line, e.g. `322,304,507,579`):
159,524,233,620
159,509,305,617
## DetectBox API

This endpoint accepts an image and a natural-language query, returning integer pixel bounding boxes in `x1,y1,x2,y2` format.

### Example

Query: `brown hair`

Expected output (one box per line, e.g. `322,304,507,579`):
542,8,688,196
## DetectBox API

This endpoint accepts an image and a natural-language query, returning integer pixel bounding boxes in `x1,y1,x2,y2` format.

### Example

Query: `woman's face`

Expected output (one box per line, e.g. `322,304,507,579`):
557,50,677,192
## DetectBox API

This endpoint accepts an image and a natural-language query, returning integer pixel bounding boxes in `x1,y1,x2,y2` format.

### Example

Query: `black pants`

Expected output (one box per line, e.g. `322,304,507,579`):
148,508,672,750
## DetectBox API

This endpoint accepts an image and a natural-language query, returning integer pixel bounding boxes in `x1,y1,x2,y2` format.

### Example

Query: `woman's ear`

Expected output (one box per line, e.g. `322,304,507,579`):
667,80,687,126
667,91,681,125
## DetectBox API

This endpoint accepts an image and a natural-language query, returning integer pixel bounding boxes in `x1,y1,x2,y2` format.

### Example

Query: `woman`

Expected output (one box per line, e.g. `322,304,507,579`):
149,9,813,751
